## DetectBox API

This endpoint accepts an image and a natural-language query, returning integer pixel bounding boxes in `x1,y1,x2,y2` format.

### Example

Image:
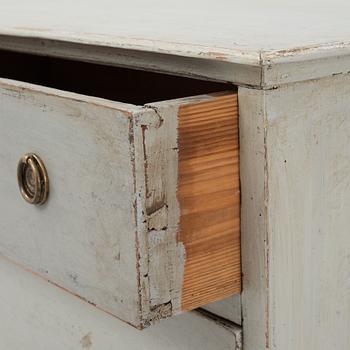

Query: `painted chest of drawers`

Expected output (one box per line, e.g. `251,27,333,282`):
0,1,350,349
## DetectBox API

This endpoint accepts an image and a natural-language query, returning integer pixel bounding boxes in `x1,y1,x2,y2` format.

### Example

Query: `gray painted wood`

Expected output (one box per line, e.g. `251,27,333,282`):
1,3,349,346
239,87,268,349
0,0,349,63
0,35,262,87
0,78,189,328
240,73,350,349
0,0,350,86
0,256,242,350
0,78,143,326
201,295,242,325
265,73,350,350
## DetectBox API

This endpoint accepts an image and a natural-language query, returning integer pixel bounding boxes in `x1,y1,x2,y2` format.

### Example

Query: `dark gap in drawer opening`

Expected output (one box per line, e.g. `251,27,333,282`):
0,49,235,105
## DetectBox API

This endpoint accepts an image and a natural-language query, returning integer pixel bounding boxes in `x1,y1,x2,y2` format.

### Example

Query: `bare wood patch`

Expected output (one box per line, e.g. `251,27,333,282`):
178,93,241,311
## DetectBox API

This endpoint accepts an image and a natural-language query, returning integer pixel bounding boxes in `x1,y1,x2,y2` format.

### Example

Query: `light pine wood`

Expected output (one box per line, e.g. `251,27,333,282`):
177,94,240,311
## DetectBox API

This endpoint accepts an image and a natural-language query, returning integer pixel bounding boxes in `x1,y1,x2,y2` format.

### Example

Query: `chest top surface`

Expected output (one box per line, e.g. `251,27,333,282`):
0,0,349,86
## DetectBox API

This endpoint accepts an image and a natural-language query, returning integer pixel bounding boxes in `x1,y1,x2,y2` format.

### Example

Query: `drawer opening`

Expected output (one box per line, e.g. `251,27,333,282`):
0,49,235,104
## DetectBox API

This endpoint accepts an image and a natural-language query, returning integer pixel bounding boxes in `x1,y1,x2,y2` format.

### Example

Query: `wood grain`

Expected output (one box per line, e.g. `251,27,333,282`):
178,93,241,311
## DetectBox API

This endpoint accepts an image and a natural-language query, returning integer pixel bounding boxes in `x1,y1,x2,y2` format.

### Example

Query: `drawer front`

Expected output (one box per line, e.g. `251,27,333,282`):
0,80,142,325
0,78,240,328
0,257,242,350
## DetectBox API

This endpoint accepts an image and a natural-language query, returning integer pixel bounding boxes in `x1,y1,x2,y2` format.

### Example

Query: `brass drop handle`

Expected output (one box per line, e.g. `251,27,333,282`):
17,153,49,205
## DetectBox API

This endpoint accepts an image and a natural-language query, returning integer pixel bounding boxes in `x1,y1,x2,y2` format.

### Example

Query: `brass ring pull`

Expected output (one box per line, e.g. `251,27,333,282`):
17,153,49,205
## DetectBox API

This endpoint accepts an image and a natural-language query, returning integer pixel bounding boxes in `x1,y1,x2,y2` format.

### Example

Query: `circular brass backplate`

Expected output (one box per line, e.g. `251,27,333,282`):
17,153,49,205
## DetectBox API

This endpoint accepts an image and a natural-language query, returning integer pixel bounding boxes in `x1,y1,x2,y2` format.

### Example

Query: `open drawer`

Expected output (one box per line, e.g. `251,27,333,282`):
0,50,240,328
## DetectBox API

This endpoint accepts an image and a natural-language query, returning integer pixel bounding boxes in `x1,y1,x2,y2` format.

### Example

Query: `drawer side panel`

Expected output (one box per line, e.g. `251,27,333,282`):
178,94,241,311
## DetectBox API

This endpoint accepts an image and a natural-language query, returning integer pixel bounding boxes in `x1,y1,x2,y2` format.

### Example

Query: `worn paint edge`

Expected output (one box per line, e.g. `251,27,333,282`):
0,34,261,87
0,77,141,115
239,87,270,349
1,35,350,87
132,106,185,327
0,30,261,64
1,30,350,65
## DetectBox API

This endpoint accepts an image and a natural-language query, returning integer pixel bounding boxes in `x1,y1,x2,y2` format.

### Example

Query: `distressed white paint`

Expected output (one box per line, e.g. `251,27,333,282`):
239,87,268,349
240,73,350,349
0,35,262,86
0,0,349,62
266,74,350,350
1,3,349,343
0,257,242,350
0,0,350,86
0,78,143,326
132,102,185,324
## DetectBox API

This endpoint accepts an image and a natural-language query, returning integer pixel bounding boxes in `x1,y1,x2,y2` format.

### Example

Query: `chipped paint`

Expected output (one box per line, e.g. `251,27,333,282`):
132,103,185,326
147,205,168,231
207,51,230,61
80,332,92,349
